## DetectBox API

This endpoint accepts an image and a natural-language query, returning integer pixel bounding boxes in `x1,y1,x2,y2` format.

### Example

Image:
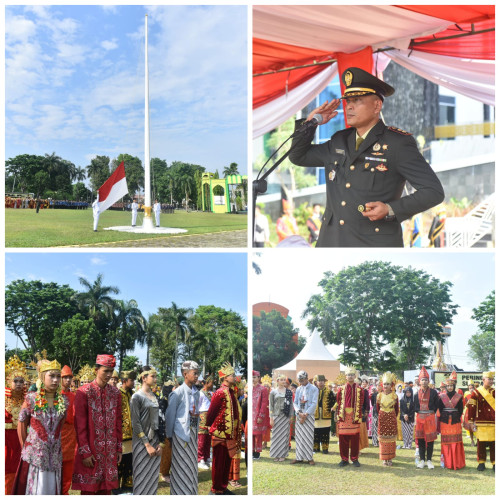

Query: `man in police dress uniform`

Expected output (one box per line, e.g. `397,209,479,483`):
289,67,444,247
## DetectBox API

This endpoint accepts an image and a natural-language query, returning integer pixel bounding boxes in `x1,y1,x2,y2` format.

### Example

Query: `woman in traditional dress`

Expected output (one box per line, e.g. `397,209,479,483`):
13,359,67,495
269,374,293,462
5,355,28,494
376,372,399,466
370,385,379,447
358,379,370,452
437,376,465,470
130,366,162,495
228,378,244,488
400,387,415,449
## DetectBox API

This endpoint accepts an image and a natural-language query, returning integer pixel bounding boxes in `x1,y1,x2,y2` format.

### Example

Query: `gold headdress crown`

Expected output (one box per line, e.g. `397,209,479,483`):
218,361,235,379
39,359,61,375
335,373,347,385
483,371,495,379
344,365,357,376
5,354,28,382
382,371,396,385
77,364,96,383
261,374,272,386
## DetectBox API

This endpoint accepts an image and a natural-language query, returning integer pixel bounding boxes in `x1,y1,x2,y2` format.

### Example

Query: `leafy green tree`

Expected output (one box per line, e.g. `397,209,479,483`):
33,171,50,198
73,182,91,201
112,154,144,198
6,280,78,356
253,310,300,374
73,166,87,183
151,158,169,202
6,154,45,193
190,305,247,375
5,346,33,365
150,319,177,381
52,314,100,371
468,291,495,370
86,156,111,192
302,262,458,371
121,355,140,372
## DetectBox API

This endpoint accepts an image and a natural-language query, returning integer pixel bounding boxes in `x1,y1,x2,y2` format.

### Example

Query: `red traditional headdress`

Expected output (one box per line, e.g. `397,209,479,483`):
96,354,116,368
61,365,73,377
252,370,260,377
418,366,429,381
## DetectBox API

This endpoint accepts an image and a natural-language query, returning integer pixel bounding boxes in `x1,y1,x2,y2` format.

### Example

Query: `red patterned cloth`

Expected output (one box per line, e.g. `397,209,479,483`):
72,381,122,492
252,384,270,435
440,417,465,469
95,354,116,367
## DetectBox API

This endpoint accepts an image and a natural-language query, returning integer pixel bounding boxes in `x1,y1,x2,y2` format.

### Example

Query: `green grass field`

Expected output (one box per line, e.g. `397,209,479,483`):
253,433,495,495
69,456,247,495
5,209,247,247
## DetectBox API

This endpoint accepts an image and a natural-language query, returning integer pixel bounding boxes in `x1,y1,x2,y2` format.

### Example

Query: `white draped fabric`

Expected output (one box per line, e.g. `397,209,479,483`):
253,63,338,139
253,5,449,52
386,49,495,106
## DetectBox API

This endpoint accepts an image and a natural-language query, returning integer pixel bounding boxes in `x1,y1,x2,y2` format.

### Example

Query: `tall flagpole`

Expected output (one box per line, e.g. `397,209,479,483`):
143,14,153,227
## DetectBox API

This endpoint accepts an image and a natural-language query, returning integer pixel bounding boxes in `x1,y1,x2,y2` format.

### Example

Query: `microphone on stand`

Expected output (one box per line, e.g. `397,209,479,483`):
293,114,324,135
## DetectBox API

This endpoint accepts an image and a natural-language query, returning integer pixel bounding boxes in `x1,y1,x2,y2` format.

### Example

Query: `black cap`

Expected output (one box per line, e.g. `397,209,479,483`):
341,67,394,100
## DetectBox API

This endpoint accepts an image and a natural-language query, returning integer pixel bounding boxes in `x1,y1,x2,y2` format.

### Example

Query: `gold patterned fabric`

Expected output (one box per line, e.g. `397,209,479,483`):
120,387,133,442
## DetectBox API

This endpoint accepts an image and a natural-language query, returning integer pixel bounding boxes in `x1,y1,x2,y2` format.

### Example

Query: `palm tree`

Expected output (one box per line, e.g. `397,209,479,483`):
74,166,86,182
159,302,193,377
178,174,193,211
143,314,163,366
223,162,239,177
221,331,247,369
191,327,216,377
111,299,146,373
76,273,119,326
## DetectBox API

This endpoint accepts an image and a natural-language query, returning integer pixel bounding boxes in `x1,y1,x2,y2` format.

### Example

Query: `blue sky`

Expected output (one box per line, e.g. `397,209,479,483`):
5,5,247,176
252,250,495,371
5,252,248,363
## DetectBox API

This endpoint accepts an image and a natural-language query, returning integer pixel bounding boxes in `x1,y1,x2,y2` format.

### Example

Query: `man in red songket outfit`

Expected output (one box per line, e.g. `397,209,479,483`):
466,371,495,471
72,354,122,495
336,366,364,467
206,362,241,495
252,370,270,460
5,355,27,494
61,365,77,495
413,366,439,469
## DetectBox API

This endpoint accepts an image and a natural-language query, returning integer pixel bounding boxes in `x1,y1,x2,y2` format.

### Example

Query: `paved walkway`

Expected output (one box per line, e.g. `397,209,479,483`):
74,230,248,248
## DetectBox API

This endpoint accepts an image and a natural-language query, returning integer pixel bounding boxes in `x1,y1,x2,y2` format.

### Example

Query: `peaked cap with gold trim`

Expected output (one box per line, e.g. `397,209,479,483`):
342,67,394,100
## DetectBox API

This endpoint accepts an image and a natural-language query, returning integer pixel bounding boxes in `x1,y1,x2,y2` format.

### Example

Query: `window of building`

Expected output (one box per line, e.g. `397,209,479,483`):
316,78,345,143
438,95,456,125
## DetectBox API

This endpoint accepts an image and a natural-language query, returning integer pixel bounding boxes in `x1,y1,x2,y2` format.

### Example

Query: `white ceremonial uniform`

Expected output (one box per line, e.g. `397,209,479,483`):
153,202,161,227
92,199,100,231
131,202,139,226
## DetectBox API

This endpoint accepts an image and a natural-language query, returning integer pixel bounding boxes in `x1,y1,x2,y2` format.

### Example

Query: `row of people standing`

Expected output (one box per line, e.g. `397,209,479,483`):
5,354,244,495
254,365,495,472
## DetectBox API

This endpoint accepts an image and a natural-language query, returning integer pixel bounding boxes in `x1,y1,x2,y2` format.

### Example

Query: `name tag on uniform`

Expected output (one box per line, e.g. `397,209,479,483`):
335,149,345,154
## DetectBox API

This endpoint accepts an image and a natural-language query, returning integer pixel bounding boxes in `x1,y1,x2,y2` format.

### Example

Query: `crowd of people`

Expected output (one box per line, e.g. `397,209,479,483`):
5,196,89,210
5,354,248,495
252,366,495,471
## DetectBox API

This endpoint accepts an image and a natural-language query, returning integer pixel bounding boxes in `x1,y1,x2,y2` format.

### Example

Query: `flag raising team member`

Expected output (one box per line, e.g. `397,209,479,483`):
92,161,128,231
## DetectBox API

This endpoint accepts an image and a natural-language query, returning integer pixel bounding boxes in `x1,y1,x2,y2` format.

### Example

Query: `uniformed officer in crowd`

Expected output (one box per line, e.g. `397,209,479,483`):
289,67,444,247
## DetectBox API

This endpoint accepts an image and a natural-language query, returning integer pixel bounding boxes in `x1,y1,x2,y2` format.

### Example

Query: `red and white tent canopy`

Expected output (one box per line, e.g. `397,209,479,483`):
253,5,494,138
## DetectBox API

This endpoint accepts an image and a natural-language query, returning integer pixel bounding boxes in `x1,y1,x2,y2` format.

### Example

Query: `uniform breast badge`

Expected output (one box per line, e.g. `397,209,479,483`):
373,143,381,151
376,164,388,172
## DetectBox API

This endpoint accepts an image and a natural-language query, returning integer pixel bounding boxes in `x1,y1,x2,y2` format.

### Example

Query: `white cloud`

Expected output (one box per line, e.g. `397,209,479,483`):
5,15,37,42
101,39,118,51
90,257,107,266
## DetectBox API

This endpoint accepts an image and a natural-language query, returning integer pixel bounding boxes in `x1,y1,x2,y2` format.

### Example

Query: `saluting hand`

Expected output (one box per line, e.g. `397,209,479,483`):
307,100,341,125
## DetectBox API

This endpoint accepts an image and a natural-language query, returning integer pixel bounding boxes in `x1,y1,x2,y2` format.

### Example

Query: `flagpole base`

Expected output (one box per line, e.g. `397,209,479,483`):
142,214,155,230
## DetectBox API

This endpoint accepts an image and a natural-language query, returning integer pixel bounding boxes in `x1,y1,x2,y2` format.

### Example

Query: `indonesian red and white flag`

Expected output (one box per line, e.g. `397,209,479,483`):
96,161,128,213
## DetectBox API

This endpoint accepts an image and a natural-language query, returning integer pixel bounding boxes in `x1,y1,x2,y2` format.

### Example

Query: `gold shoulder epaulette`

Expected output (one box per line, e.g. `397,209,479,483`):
388,126,412,136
